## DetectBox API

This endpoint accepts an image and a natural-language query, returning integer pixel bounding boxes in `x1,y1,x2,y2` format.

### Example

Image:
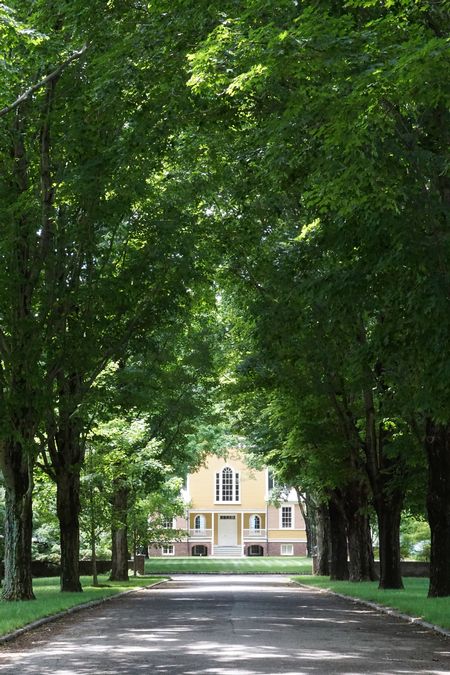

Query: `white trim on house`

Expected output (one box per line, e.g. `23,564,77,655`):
243,529,266,539
265,468,276,501
280,544,294,556
181,474,190,503
279,505,294,529
268,537,307,542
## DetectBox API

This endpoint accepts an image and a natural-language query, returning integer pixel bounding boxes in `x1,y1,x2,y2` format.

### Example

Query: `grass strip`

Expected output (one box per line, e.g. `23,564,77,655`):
0,575,164,637
145,556,313,575
293,576,450,631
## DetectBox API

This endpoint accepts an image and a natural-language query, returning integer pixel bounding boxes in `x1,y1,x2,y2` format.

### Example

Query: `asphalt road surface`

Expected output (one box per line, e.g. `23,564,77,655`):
0,574,449,674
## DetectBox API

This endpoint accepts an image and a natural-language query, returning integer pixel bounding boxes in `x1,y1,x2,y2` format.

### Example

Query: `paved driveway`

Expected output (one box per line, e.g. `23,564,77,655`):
0,575,449,674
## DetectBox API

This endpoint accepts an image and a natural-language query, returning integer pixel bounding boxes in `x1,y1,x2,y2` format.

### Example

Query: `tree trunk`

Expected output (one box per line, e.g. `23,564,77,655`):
0,106,38,601
328,492,349,580
110,482,129,582
56,469,82,592
315,502,330,576
359,340,405,588
1,445,35,600
375,494,403,589
343,482,377,582
47,375,85,593
425,419,450,597
91,516,98,588
296,489,316,558
133,529,138,577
346,511,377,582
89,469,98,587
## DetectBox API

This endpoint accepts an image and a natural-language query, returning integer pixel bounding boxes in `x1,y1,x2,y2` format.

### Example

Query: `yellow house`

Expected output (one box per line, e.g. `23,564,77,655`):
149,449,307,557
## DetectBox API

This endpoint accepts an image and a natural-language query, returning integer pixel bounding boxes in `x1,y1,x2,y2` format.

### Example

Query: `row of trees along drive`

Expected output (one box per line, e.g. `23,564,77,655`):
0,0,219,599
185,0,450,597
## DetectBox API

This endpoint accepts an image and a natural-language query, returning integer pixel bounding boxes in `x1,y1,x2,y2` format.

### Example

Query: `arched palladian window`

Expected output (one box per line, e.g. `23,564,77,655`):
215,466,240,502
250,514,261,531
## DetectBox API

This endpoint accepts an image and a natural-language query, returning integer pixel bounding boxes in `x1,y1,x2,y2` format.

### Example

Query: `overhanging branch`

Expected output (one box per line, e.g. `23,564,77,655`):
0,44,89,118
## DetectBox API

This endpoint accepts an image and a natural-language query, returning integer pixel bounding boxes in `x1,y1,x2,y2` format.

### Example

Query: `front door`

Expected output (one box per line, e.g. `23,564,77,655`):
218,515,237,545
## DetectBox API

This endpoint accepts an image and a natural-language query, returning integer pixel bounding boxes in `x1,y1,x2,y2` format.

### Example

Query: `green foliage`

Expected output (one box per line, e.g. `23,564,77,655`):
400,514,431,561
31,469,59,562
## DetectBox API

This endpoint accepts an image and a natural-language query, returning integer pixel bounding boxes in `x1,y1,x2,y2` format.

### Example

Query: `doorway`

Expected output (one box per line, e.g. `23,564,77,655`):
218,515,237,545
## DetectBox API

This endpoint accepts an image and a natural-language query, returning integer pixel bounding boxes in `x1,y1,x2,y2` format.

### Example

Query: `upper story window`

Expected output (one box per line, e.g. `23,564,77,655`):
215,466,240,502
281,506,293,529
268,469,275,491
162,517,175,529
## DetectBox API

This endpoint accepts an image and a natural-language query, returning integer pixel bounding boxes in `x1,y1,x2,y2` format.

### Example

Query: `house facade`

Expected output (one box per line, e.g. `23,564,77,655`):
148,449,307,557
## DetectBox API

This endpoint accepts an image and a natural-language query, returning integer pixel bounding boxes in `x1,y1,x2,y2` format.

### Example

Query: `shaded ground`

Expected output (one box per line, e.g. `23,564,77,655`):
0,574,449,674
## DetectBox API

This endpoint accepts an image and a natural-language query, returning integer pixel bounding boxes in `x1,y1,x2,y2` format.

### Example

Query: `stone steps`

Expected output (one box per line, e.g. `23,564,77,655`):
213,545,243,557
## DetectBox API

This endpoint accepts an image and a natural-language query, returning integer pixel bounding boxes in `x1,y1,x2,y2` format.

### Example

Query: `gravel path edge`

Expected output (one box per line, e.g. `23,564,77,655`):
294,581,450,640
0,579,168,646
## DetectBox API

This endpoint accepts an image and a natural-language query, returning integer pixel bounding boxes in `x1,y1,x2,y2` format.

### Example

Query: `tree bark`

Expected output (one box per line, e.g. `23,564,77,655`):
48,394,84,593
296,489,316,558
315,501,330,576
0,445,35,600
133,529,138,577
89,455,99,587
110,481,129,582
328,492,349,580
375,492,403,589
91,515,98,588
55,468,82,592
361,366,404,589
425,419,450,597
0,105,39,601
343,482,377,582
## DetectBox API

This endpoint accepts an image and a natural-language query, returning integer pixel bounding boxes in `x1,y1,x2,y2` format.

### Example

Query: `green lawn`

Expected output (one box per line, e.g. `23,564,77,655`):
0,575,164,638
294,576,450,631
145,556,313,575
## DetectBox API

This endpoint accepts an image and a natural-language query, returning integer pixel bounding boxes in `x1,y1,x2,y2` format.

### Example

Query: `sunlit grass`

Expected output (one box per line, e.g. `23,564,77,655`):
145,556,313,575
294,576,450,631
0,575,164,637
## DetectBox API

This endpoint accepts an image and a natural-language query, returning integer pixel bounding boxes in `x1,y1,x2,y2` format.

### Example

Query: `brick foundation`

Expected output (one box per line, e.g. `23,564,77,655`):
267,542,307,556
147,541,212,557
244,543,267,556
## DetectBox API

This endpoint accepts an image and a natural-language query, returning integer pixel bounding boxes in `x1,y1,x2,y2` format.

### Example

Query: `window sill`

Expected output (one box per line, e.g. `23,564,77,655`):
214,501,241,505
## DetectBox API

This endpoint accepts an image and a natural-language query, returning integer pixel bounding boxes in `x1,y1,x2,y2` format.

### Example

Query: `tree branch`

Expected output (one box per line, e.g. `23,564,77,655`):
0,45,88,118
